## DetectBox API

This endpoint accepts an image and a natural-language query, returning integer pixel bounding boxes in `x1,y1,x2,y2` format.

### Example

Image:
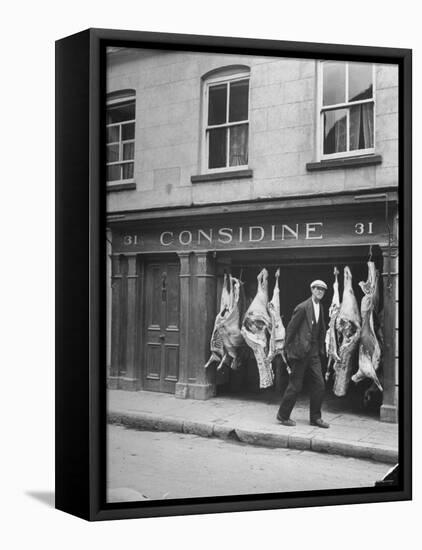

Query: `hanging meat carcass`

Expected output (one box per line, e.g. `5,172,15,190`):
372,266,384,350
267,268,286,364
204,273,231,369
362,265,384,405
218,275,244,370
325,267,341,381
241,268,274,389
332,266,361,397
352,261,383,391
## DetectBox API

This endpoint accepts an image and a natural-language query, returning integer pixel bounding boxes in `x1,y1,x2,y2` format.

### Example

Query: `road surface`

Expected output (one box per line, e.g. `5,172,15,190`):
107,425,389,503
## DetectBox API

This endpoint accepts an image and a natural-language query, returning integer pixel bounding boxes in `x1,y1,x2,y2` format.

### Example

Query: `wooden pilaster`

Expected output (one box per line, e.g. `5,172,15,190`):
175,251,217,399
135,257,145,390
380,244,399,423
106,229,112,372
175,252,192,398
119,255,139,390
190,251,217,395
109,255,124,387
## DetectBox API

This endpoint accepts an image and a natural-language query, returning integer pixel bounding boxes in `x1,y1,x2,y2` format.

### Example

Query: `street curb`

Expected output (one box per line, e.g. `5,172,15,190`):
108,410,398,464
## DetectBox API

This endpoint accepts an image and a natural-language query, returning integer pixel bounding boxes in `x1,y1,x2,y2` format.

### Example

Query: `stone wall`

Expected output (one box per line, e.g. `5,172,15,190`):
106,49,398,212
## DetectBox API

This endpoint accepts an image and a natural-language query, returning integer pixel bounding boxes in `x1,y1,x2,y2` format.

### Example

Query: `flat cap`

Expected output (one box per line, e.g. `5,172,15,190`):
310,279,327,290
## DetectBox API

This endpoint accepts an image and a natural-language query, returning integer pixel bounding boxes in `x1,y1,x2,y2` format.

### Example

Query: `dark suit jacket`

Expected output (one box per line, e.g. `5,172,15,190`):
285,297,326,361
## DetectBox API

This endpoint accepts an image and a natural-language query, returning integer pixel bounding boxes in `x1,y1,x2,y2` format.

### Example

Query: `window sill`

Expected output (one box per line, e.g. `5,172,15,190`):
306,155,382,172
106,180,136,192
191,169,253,184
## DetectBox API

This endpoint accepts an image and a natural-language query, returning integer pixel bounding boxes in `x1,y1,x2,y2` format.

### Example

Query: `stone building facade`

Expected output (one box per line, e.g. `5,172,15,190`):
106,47,399,422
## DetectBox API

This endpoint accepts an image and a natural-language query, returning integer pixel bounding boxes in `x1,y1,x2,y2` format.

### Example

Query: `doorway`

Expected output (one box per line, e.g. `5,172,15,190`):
143,258,180,393
214,245,383,413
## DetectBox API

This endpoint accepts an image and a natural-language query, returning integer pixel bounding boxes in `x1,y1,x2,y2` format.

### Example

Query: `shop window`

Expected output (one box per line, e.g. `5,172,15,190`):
319,61,375,159
203,70,250,172
106,90,136,184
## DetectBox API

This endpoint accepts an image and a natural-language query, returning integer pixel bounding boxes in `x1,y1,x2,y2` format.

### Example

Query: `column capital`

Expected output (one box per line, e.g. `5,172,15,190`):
177,251,191,276
193,251,215,277
136,256,145,279
111,254,122,276
127,255,137,276
380,244,399,258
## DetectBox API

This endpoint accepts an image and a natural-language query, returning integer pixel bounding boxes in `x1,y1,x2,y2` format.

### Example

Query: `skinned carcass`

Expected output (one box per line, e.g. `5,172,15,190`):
204,273,231,369
267,269,286,364
241,268,274,389
352,262,383,391
325,267,341,381
218,275,244,370
372,269,384,350
332,266,361,397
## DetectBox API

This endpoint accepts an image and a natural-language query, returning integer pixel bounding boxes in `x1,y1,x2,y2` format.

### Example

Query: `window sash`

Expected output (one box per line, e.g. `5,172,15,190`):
107,162,134,182
320,105,375,158
207,119,248,130
206,122,249,169
319,62,375,159
106,106,135,181
205,76,249,171
107,159,134,166
321,97,374,113
322,62,374,107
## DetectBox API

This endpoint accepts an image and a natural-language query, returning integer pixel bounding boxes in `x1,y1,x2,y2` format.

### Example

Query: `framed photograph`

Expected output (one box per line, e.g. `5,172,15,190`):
55,28,412,521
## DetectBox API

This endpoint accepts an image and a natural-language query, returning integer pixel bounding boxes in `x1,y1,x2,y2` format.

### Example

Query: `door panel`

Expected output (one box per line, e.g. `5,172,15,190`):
164,345,179,381
166,263,180,328
145,344,161,380
144,259,180,393
149,265,162,328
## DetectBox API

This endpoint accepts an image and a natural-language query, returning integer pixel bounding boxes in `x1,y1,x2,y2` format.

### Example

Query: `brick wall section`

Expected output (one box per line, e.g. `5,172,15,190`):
106,50,398,212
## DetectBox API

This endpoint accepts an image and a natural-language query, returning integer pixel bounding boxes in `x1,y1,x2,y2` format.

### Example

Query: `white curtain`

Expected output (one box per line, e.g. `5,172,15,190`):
362,103,374,148
334,114,347,153
350,104,374,150
230,125,248,166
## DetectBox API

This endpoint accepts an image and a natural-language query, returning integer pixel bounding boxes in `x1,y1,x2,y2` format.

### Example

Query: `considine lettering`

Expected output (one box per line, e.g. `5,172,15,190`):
159,223,324,246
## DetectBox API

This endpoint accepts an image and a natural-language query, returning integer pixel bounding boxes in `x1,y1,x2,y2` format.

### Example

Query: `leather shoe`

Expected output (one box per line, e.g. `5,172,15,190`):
277,414,296,427
310,418,330,429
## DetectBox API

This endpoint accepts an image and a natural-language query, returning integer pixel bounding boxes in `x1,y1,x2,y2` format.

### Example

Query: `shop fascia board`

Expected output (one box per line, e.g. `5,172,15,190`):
107,187,398,224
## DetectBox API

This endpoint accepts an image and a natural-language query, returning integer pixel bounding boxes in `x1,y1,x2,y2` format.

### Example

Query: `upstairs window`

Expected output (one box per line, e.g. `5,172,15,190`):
320,61,375,159
106,92,136,182
204,73,249,171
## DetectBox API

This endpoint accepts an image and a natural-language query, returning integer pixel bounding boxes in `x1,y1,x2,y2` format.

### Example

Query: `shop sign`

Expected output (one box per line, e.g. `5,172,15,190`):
113,210,391,253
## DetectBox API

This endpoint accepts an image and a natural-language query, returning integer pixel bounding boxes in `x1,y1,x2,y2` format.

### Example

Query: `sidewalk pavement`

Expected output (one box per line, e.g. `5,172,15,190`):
108,389,398,464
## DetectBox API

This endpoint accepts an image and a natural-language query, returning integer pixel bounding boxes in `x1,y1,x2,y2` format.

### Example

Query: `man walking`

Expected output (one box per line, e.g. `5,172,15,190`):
277,280,330,428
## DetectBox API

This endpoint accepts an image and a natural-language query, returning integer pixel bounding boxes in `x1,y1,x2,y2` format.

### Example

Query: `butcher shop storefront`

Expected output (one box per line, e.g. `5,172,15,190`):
107,192,399,423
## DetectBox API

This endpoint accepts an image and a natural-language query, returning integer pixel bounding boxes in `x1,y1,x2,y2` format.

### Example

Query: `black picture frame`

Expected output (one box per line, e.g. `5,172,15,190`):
55,28,412,521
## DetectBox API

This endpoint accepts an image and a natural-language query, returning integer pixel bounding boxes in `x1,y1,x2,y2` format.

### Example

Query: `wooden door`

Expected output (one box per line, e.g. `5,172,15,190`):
143,260,180,393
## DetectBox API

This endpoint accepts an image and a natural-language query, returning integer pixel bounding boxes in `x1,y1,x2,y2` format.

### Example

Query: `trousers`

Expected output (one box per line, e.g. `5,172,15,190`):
278,347,325,422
